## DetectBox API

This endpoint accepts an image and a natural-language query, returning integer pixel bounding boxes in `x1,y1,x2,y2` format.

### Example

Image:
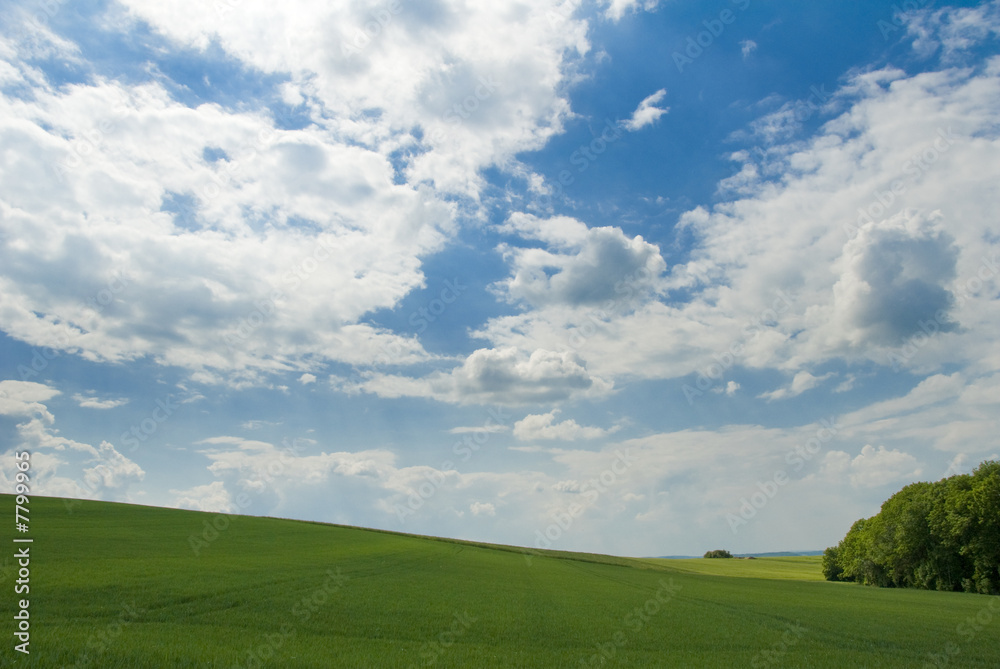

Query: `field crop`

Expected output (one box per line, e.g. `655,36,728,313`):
2,495,998,667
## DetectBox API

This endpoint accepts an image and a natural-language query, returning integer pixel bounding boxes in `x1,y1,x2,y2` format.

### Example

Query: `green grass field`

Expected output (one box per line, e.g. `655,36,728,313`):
641,556,825,581
3,495,999,668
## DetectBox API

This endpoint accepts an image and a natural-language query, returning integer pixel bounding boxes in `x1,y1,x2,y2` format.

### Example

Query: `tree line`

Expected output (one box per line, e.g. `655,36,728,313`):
823,460,999,594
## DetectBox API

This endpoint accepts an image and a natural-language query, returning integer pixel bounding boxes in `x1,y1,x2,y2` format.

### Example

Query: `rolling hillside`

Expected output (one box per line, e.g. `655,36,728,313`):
3,495,999,667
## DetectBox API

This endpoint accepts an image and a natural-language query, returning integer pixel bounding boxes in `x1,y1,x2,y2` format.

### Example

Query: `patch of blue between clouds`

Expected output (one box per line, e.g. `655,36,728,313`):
510,0,976,269
362,225,518,360
33,0,291,113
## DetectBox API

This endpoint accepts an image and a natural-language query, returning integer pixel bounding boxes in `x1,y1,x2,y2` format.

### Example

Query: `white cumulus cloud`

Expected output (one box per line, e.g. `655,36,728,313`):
355,347,613,406
513,410,618,441
823,444,922,488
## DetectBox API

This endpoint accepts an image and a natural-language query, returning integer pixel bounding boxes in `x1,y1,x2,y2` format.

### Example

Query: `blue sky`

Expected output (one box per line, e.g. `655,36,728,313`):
1,0,999,557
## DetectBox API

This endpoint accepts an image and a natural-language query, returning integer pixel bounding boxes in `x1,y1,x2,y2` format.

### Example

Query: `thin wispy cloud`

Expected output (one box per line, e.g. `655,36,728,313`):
622,88,669,131
73,394,130,410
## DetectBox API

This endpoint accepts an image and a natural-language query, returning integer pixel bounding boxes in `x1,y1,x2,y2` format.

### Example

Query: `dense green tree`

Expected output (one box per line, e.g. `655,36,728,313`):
925,473,973,590
878,482,934,587
836,517,882,585
821,546,843,581
967,461,1000,594
824,460,999,594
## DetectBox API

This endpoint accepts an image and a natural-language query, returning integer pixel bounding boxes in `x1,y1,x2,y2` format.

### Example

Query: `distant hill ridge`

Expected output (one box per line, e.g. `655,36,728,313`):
658,550,824,559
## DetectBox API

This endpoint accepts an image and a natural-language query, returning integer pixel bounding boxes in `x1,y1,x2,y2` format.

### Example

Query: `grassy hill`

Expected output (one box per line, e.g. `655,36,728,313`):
3,495,999,667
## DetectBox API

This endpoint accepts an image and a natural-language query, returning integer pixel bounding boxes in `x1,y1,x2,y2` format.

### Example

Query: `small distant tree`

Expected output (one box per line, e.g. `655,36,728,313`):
704,549,733,558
